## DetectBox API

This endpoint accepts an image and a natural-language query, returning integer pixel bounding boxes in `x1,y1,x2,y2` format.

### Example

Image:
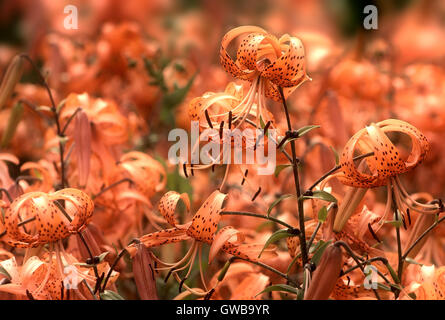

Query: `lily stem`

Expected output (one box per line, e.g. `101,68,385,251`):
278,87,308,267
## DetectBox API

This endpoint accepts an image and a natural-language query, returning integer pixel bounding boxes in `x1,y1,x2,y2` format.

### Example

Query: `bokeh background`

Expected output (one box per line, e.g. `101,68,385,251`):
0,0,445,299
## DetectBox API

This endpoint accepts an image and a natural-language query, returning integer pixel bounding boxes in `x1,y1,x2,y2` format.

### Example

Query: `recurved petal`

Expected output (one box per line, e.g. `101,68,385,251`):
158,191,190,227
186,190,227,243
209,226,244,263
127,224,191,256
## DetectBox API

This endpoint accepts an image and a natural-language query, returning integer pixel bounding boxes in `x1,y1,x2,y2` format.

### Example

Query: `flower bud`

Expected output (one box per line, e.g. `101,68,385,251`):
0,55,24,110
74,110,91,187
305,244,343,300
333,186,367,233
133,242,158,300
76,224,102,260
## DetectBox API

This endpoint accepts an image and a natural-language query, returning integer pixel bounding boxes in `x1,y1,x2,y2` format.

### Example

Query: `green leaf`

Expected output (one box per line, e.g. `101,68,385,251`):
310,240,333,265
162,73,196,110
258,229,296,258
330,146,339,166
317,206,328,223
97,252,109,263
274,164,291,177
296,125,320,137
385,220,403,228
0,265,11,279
377,283,392,291
384,263,400,284
100,290,125,300
279,137,297,151
217,260,232,282
286,252,302,274
405,257,423,266
259,116,266,129
256,284,299,296
301,190,337,203
267,194,296,216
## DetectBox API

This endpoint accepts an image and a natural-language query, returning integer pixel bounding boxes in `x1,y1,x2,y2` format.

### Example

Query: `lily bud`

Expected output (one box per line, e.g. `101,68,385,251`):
305,244,343,300
74,110,91,187
333,186,367,233
404,213,436,260
0,55,24,110
133,242,158,300
76,225,102,260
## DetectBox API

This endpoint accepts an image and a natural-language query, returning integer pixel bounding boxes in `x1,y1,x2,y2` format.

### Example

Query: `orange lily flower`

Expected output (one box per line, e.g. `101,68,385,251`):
220,26,310,101
334,119,441,232
128,190,230,296
116,151,166,199
1,188,93,248
403,265,445,300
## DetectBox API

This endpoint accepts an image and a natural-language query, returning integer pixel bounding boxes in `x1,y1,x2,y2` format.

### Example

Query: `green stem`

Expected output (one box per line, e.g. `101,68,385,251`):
278,87,308,267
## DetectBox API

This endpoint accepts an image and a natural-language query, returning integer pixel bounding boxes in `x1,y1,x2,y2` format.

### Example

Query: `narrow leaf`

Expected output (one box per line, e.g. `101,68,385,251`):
318,206,328,223
267,194,296,216
258,229,295,258
257,284,298,296
274,164,291,177
301,190,337,203
296,125,320,137
310,240,333,265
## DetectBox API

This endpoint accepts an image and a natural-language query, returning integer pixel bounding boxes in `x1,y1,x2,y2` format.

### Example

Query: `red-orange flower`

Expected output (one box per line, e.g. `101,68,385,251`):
220,26,310,101
1,188,93,248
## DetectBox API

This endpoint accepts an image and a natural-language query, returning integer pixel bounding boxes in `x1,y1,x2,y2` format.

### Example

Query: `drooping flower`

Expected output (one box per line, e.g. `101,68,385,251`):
220,26,310,101
333,119,441,232
116,151,166,199
403,265,445,300
1,188,94,248
184,26,309,191
127,190,226,296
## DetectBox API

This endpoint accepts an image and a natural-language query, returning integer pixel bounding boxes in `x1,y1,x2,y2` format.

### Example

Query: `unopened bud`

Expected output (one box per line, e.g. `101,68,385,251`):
133,242,158,300
0,55,24,110
74,110,91,187
305,244,343,300
76,224,103,260
333,186,367,233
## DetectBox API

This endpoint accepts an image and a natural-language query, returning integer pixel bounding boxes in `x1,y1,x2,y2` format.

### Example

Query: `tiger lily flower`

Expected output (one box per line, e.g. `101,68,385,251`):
94,151,167,233
333,119,441,233
116,151,166,199
127,190,227,296
192,25,309,133
220,26,310,102
1,188,93,248
0,253,117,300
184,26,309,190
402,265,445,300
